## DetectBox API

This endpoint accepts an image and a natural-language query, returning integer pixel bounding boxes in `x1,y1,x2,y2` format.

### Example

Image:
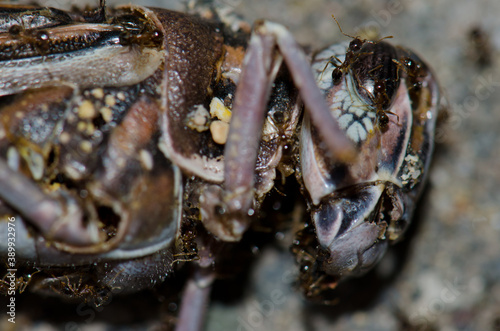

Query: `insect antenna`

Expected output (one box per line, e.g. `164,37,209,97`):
375,34,394,43
331,14,357,40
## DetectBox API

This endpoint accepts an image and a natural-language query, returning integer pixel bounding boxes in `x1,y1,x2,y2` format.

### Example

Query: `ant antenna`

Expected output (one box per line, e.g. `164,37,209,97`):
331,14,357,40
376,35,394,42
332,14,394,44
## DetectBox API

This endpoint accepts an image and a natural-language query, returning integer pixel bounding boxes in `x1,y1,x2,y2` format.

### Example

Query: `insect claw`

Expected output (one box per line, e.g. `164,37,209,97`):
200,185,252,241
0,159,99,246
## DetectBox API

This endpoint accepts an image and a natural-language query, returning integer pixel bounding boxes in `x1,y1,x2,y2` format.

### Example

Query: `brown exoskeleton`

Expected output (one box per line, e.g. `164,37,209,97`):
0,1,445,329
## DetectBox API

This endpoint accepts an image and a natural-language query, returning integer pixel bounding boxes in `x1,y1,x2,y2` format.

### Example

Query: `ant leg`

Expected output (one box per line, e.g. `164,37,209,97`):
319,54,343,81
367,63,384,75
392,58,408,81
386,110,401,125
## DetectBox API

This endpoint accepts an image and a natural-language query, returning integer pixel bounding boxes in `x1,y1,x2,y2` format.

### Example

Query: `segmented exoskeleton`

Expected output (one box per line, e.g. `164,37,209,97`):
0,2,445,329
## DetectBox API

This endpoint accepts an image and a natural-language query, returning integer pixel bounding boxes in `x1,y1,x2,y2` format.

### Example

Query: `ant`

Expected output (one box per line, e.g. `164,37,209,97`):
327,15,405,132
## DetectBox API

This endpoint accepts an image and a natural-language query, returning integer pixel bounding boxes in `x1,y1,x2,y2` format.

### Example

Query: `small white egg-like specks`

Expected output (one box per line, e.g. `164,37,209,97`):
210,120,230,145
79,141,92,154
117,92,126,101
77,121,87,132
78,100,96,119
209,97,232,123
60,132,71,144
100,107,113,123
105,94,116,107
405,154,419,163
187,105,210,132
91,88,104,99
139,149,154,171
401,154,423,185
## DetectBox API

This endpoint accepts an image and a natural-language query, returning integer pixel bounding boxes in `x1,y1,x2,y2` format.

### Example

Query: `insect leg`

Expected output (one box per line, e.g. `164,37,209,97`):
175,268,214,331
201,20,355,242
0,159,97,246
201,24,283,241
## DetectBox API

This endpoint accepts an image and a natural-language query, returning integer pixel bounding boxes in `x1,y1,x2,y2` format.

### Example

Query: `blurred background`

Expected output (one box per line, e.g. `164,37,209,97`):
1,0,500,330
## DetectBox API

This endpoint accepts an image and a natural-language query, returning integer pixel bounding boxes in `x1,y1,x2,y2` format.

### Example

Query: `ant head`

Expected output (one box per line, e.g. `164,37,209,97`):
373,79,391,107
373,80,386,93
348,38,364,52
401,56,425,79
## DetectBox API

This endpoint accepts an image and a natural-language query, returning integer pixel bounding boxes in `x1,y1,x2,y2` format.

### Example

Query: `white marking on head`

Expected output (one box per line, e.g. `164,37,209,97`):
346,122,367,142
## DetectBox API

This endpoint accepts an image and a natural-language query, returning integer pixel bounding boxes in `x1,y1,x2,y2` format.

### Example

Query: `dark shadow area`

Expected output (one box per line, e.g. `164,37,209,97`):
209,226,282,304
210,175,303,304
0,288,165,328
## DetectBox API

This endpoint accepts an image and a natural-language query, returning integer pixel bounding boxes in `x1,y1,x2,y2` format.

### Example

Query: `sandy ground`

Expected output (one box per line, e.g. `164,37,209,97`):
1,0,499,330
